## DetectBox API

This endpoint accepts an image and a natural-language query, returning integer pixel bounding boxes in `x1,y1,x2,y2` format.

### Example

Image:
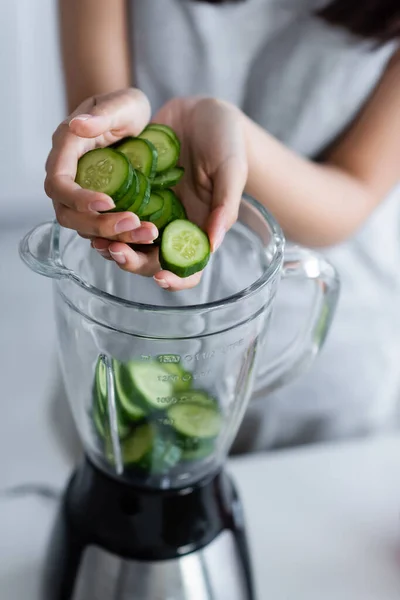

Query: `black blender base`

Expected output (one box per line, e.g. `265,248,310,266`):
44,458,256,600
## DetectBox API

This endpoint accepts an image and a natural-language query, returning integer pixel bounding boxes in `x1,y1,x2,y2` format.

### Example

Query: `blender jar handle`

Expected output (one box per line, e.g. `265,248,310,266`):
19,220,72,279
254,244,340,398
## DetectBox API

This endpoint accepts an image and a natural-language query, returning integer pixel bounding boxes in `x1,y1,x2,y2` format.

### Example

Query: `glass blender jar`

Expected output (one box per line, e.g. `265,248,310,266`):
20,195,339,600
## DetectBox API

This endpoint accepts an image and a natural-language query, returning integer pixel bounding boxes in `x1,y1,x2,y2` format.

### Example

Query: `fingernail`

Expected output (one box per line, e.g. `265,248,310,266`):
69,114,93,124
96,248,111,258
131,226,157,243
115,216,140,234
109,250,126,265
213,228,226,252
154,277,170,289
89,200,115,212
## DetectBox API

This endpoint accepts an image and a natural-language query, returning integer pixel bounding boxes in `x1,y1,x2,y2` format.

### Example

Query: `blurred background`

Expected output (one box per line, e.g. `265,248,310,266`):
1,2,64,225
1,3,82,493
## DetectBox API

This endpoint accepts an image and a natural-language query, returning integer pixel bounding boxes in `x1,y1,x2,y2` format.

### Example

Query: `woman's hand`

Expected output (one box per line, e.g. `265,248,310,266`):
45,91,248,291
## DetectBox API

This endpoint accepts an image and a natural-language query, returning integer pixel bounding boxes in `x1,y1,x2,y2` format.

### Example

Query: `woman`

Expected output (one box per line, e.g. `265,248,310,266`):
46,0,400,450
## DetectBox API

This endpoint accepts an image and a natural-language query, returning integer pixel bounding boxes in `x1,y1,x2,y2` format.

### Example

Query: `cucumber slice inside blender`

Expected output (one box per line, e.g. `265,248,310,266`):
113,361,146,422
176,390,217,408
152,167,185,189
162,362,192,392
146,123,181,154
118,423,155,466
160,220,211,277
75,148,134,204
120,361,175,412
139,128,179,173
181,440,215,462
92,358,131,439
117,137,158,179
167,403,222,440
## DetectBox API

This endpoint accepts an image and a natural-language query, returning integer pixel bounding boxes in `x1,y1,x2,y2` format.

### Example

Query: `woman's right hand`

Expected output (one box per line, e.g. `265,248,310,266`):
45,88,159,247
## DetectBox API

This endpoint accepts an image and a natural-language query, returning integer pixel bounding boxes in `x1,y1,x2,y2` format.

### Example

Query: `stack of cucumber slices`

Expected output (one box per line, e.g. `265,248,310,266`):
92,356,222,476
75,123,211,278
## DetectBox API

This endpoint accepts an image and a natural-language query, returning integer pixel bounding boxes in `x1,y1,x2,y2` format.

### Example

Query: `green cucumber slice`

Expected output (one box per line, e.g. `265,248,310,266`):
176,390,217,408
76,148,133,203
120,423,154,465
152,167,185,189
146,436,181,474
117,138,158,179
140,192,164,220
92,358,132,439
167,403,222,440
149,189,174,230
128,171,151,216
113,361,146,422
122,361,174,411
181,441,215,462
170,192,187,220
93,406,107,438
147,124,181,154
139,128,179,173
160,220,211,277
111,169,139,211
162,363,192,392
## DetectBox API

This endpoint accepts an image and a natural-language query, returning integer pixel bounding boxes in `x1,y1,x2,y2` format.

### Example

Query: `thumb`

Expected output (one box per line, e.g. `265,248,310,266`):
207,156,248,252
68,88,151,140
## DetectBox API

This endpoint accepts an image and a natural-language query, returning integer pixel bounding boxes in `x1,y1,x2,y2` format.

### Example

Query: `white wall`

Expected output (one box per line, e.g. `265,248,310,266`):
1,1,66,225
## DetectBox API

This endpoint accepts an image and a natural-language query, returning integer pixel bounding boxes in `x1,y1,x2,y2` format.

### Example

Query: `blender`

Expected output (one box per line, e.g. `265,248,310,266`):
20,196,339,600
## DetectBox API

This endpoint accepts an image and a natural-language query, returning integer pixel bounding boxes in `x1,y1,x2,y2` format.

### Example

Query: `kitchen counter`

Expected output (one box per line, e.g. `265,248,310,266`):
1,223,400,599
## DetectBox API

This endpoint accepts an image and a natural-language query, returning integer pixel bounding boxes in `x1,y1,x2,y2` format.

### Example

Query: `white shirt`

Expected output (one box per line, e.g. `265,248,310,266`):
128,0,400,449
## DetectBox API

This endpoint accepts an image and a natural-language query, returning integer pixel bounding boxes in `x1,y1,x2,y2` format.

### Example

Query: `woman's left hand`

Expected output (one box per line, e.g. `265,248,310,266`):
92,97,248,291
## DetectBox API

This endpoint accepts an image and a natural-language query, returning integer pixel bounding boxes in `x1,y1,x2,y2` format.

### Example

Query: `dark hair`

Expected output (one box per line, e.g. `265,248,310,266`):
195,0,400,42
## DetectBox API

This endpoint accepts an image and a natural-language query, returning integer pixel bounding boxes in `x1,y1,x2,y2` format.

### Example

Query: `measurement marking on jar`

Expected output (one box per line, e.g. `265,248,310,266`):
139,339,244,364
184,339,244,362
157,354,181,364
157,371,210,383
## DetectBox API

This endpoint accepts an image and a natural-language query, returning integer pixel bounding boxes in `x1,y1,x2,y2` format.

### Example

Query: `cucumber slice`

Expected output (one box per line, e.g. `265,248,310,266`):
152,167,185,189
93,406,107,438
128,171,151,216
160,220,211,278
120,423,154,465
170,192,187,220
111,169,139,211
150,189,174,230
147,124,181,154
140,192,164,220
181,441,215,462
176,390,217,408
117,138,158,179
147,436,181,474
113,361,146,422
139,128,179,173
167,403,222,440
92,358,133,439
162,363,192,392
121,361,174,412
76,148,133,203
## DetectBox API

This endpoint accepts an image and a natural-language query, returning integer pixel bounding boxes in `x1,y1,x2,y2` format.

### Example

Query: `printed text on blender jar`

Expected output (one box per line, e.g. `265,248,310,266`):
140,338,245,365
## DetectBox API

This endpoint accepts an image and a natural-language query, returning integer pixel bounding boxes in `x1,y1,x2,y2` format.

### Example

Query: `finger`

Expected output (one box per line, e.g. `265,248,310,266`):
105,241,161,277
45,127,108,211
46,177,116,213
68,88,151,141
208,156,248,252
55,207,141,239
153,270,203,292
